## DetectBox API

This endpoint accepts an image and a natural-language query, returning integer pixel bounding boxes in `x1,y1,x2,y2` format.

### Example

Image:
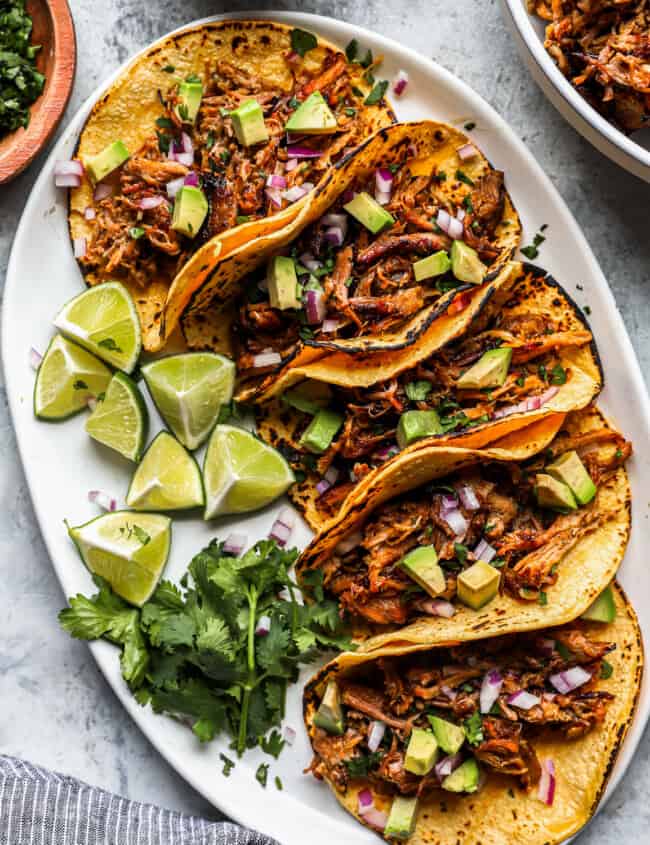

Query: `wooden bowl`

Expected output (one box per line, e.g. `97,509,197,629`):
0,0,76,185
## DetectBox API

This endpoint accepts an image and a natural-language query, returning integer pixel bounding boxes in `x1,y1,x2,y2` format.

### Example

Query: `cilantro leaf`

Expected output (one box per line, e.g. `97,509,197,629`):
464,711,484,746
345,752,381,777
405,380,432,402
365,80,388,106
290,28,317,57
261,729,285,759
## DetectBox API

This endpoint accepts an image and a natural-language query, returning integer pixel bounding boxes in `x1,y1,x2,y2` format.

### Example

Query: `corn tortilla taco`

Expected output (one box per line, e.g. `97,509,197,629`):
302,582,642,844
164,120,520,387
69,20,395,350
257,262,602,529
296,405,631,642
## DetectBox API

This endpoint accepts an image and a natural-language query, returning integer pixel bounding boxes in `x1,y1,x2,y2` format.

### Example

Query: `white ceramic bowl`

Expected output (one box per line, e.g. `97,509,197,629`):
501,0,650,182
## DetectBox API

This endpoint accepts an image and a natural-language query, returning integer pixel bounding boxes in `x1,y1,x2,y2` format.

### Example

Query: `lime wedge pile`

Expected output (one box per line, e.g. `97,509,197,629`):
54,281,142,373
68,511,171,605
203,424,295,519
141,352,235,450
34,334,112,420
86,372,148,461
126,431,204,511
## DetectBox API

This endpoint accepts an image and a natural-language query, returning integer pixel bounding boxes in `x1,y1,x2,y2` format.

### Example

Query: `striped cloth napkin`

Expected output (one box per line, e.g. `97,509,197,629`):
0,755,278,844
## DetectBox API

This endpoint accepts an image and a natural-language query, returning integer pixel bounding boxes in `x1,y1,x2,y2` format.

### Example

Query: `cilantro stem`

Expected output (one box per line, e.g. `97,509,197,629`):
237,586,258,755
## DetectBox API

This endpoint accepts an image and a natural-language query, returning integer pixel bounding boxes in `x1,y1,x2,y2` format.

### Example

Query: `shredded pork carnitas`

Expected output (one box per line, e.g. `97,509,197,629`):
529,0,650,132
308,628,615,794
310,424,630,627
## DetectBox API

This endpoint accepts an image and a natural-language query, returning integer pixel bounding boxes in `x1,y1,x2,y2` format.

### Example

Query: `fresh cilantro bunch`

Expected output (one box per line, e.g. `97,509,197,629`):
0,1,45,136
59,538,351,756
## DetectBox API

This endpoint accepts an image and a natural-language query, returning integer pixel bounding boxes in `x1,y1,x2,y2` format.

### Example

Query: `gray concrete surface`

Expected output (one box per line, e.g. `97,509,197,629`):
0,0,648,840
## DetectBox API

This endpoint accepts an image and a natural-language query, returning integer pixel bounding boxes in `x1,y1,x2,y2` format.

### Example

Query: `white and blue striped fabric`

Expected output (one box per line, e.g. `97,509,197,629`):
0,756,278,845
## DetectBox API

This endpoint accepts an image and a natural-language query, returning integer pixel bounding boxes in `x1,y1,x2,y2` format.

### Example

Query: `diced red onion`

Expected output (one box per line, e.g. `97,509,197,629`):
73,238,87,259
480,668,503,713
392,69,409,96
86,396,98,412
173,151,194,166
441,684,458,701
283,725,296,746
266,173,287,189
440,493,458,513
138,195,164,210
536,638,556,656
358,789,373,810
437,208,451,234
448,216,464,240
265,187,283,208
442,507,468,537
456,207,466,222
324,466,339,485
255,614,271,636
183,171,199,187
335,531,363,555
286,145,321,159
166,176,185,199
304,289,326,324
375,168,393,194
457,484,480,511
507,690,541,710
316,478,331,496
375,189,391,206
93,182,112,201
549,666,591,694
29,347,42,370
286,132,307,144
435,752,463,780
372,443,399,462
473,537,496,564
54,160,83,187
223,533,247,556
88,489,117,512
360,805,388,832
493,386,559,420
537,759,556,806
283,183,313,203
322,213,347,228
321,318,340,333
84,207,96,220
419,598,455,618
458,143,479,161
251,351,282,369
324,226,345,246
180,131,193,154
285,157,299,172
543,692,557,702
299,253,322,273
367,720,386,752
55,173,81,188
269,506,295,548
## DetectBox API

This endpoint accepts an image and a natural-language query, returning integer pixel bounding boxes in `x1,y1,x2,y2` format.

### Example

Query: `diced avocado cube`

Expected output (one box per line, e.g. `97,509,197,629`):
171,186,208,238
396,410,442,449
176,80,203,124
412,250,451,282
282,380,333,415
384,796,418,841
456,347,513,390
344,191,395,234
546,450,596,505
401,546,446,597
428,715,466,754
230,99,269,146
267,256,300,310
535,473,577,511
441,758,480,793
84,140,130,184
313,681,344,735
299,409,343,454
450,240,487,284
581,584,616,623
285,91,338,135
404,728,439,776
457,560,500,610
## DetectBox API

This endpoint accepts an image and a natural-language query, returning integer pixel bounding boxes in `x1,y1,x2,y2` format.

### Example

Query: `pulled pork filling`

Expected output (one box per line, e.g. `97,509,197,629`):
234,168,508,379
80,55,376,289
308,628,615,794
282,311,593,512
529,0,650,133
307,425,630,627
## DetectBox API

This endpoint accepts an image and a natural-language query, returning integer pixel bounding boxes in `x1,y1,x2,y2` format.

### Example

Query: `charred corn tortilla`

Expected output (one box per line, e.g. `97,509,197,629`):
256,262,602,530
69,20,395,351
296,405,631,643
167,120,520,383
302,583,642,845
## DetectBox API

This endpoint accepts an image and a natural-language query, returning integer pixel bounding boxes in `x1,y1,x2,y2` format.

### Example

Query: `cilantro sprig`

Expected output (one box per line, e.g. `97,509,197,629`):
59,539,351,757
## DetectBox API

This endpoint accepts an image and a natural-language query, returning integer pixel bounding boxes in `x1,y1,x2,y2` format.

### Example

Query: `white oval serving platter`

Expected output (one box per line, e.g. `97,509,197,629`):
3,11,649,845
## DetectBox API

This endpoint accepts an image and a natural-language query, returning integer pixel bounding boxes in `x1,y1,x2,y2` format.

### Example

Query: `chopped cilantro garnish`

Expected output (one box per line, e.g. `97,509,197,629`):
600,659,613,679
261,729,285,759
521,230,546,260
275,776,283,791
584,305,592,315
463,711,484,745
538,363,547,381
454,543,468,566
464,121,476,131
161,64,175,73
405,380,432,401
0,0,45,136
255,763,269,788
288,96,301,110
516,376,525,388
236,215,251,225
345,752,381,777
344,107,357,117
538,591,548,606
364,80,388,106
155,117,174,129
220,753,235,777
556,641,571,660
550,364,567,385
290,28,317,57
156,131,171,154
185,73,201,84
220,149,231,163
455,169,475,187
345,39,358,62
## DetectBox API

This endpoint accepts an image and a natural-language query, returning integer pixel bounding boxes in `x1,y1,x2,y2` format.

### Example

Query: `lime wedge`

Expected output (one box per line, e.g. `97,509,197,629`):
54,281,142,373
203,424,295,519
85,372,148,461
34,334,112,420
126,431,204,511
141,353,235,450
68,511,171,606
